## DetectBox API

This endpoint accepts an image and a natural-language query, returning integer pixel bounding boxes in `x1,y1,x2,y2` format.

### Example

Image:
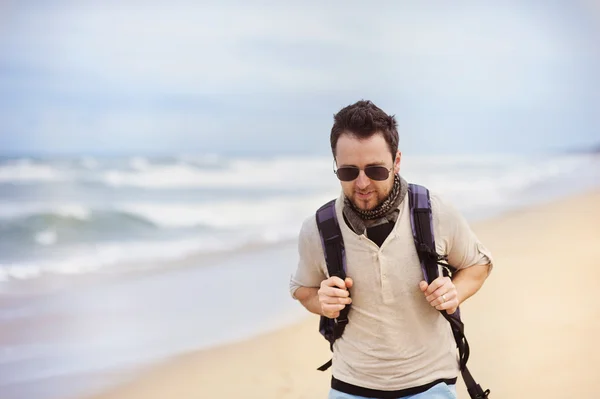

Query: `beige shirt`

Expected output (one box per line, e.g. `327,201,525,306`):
289,191,493,391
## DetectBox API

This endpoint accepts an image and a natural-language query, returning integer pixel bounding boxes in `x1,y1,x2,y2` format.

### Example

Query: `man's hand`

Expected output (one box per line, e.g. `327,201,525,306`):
419,276,458,314
318,277,353,319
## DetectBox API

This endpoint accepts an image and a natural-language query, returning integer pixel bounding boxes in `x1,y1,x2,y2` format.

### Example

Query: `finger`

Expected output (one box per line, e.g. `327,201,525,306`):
325,311,341,319
323,303,346,311
322,303,346,315
426,287,456,305
324,286,350,298
425,278,454,302
345,277,354,289
435,298,459,313
323,296,352,305
317,286,350,303
419,281,428,292
427,287,457,306
326,276,347,290
424,276,449,296
335,288,350,297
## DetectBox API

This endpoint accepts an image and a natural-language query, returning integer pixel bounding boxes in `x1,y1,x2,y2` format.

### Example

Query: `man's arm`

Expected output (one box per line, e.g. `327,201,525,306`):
293,287,322,315
421,193,494,313
453,263,490,304
291,215,353,318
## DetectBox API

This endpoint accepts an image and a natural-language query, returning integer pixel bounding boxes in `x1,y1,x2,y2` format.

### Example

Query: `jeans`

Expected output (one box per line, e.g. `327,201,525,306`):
328,382,457,399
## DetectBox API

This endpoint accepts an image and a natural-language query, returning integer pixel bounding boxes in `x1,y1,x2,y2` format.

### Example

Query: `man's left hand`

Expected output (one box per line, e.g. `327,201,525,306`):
419,277,459,315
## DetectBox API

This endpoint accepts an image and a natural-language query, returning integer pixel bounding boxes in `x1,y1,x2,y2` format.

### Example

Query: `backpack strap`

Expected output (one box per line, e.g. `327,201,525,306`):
315,199,351,371
407,183,441,284
408,184,490,399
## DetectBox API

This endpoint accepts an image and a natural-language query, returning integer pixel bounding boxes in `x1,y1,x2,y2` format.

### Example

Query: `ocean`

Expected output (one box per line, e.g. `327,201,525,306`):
0,152,599,399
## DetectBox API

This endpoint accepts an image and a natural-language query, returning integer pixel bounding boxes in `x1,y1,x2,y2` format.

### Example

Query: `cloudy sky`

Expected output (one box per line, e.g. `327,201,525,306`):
1,1,599,156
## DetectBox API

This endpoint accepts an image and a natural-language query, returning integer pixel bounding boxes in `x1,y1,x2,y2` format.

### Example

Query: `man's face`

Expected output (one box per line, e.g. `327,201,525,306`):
335,132,401,211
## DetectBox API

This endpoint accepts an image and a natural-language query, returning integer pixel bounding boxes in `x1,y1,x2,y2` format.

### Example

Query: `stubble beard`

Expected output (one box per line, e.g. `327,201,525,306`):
351,185,391,211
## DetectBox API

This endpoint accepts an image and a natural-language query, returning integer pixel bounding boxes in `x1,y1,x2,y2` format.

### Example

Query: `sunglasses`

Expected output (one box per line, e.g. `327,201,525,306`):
334,165,393,182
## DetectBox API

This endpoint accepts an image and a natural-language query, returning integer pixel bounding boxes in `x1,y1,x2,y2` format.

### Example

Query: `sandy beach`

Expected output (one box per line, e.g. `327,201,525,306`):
82,190,600,399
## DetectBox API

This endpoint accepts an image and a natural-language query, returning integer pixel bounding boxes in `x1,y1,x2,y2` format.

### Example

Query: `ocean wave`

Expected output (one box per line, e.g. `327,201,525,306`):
0,204,91,221
0,193,337,269
99,156,334,189
0,209,159,249
0,152,598,283
117,194,335,228
0,191,336,230
0,230,299,282
0,159,68,183
0,155,335,190
404,153,598,196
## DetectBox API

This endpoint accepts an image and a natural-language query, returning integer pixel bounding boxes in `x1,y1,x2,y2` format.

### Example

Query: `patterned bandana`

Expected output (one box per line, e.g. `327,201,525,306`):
343,174,408,235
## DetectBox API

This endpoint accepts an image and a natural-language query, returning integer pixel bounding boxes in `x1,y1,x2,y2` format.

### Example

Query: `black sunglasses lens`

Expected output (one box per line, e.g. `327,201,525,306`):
336,167,359,181
364,166,390,181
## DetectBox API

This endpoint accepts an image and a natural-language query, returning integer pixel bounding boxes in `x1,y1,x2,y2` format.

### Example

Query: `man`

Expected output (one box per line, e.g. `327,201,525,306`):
289,100,493,399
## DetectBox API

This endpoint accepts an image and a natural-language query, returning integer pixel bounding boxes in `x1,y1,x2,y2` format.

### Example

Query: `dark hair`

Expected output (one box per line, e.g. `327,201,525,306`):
330,100,398,160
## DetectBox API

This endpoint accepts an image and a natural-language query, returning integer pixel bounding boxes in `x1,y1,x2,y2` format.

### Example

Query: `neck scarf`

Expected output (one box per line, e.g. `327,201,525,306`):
343,174,408,235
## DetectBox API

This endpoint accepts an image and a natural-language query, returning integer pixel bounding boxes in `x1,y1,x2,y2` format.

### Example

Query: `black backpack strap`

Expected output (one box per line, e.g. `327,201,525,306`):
408,184,490,399
315,199,351,371
407,184,441,285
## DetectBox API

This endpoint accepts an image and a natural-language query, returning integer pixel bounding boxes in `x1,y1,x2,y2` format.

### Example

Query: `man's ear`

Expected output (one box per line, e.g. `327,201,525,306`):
394,151,402,174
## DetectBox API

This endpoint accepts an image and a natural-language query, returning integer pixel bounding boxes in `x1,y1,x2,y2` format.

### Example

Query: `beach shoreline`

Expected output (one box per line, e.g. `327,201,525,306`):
71,189,600,399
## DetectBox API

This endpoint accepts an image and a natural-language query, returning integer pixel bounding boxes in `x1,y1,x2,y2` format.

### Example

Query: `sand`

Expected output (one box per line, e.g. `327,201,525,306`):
84,190,600,399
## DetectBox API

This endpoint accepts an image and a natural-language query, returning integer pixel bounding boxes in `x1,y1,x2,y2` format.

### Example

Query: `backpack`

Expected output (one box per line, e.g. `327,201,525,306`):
315,183,490,399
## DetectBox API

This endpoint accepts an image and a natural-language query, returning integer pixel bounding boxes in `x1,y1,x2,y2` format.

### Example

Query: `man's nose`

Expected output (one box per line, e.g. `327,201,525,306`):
355,170,370,189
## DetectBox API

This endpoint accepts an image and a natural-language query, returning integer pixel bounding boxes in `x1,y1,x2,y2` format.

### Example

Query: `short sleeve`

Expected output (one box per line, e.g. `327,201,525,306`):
431,193,494,274
289,216,327,299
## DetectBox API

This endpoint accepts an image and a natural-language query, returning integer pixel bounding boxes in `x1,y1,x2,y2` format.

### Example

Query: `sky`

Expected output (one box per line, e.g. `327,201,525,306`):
0,1,599,156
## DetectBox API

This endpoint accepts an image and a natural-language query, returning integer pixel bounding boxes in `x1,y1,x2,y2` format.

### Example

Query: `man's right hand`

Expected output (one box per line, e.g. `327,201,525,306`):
318,276,354,319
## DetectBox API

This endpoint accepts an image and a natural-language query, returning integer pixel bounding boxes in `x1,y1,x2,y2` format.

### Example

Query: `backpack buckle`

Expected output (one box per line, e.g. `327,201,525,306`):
437,253,449,262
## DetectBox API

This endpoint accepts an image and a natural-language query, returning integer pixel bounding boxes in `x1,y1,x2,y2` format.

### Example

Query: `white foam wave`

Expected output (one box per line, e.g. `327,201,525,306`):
117,193,336,229
0,160,68,183
56,205,91,220
0,240,201,281
0,227,301,281
101,156,334,189
34,229,57,246
0,203,91,220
